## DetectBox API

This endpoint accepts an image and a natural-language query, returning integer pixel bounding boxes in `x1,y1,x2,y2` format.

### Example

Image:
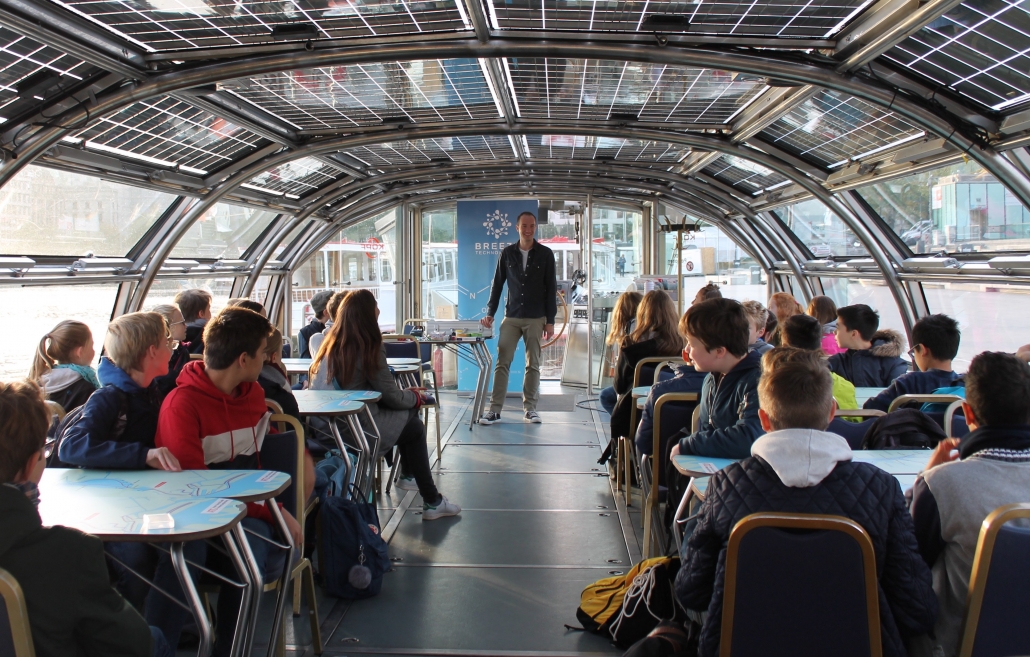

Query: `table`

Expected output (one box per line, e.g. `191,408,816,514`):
855,387,886,407
388,363,422,388
281,358,312,376
688,469,920,500
387,357,422,367
413,337,492,429
294,391,375,493
38,478,247,657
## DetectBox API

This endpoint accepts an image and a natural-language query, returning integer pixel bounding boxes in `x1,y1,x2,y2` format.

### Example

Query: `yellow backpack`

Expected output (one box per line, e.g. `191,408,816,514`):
571,556,680,642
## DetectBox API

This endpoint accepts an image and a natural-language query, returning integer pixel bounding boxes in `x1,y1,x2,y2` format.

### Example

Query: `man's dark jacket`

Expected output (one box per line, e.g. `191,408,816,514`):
677,350,764,459
0,485,152,657
486,240,557,324
298,319,326,359
676,457,937,657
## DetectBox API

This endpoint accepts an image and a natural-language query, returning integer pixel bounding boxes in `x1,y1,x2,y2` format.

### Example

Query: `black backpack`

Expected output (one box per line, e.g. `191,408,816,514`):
861,408,946,450
622,621,698,657
47,386,128,467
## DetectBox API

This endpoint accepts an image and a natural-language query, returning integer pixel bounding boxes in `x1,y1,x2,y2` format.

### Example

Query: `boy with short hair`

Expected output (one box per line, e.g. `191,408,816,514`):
0,379,169,657
157,307,304,657
174,288,212,355
864,314,963,412
676,350,937,657
909,352,1030,657
299,290,333,358
741,300,773,355
828,303,908,387
669,298,764,460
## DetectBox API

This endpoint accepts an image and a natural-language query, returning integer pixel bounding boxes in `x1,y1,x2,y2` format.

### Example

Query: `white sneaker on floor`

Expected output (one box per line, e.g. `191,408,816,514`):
395,475,418,491
479,411,501,425
524,410,541,423
422,495,461,520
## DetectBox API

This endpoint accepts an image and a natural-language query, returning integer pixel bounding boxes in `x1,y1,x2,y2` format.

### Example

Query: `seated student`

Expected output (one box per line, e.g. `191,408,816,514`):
608,290,685,444
156,307,306,657
634,304,707,462
259,328,300,420
150,304,191,397
308,290,347,361
807,295,846,356
766,292,803,346
174,289,212,355
598,291,643,415
0,379,171,657
692,283,721,305
226,297,266,316
29,320,99,413
741,300,773,355
828,303,908,387
669,298,764,460
299,290,333,359
864,314,963,412
676,350,937,657
310,290,460,519
909,352,1030,657
779,314,858,411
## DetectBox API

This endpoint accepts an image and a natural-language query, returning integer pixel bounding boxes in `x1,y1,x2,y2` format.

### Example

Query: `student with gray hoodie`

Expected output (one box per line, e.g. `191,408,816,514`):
676,348,937,657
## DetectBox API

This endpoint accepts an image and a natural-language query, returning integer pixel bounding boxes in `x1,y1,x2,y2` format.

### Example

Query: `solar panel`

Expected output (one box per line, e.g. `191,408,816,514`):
341,135,514,168
245,155,344,197
704,153,789,192
0,26,88,120
524,134,690,164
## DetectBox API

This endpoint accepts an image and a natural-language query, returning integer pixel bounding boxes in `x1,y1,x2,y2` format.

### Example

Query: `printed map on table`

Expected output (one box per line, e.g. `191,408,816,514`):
850,450,930,475
673,455,737,476
41,468,289,499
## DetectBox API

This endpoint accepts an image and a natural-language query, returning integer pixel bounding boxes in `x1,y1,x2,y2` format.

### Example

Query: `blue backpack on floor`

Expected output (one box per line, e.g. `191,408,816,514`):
320,481,390,600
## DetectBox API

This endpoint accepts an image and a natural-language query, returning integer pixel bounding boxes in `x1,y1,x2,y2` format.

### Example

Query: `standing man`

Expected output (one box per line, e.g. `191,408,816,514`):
479,212,557,424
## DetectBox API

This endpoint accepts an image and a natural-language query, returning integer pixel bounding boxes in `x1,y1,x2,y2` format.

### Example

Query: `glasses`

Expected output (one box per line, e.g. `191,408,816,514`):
169,319,186,327
907,344,921,358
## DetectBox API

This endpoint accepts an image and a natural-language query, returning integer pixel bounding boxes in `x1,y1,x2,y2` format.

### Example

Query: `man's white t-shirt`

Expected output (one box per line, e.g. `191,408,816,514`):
520,247,530,271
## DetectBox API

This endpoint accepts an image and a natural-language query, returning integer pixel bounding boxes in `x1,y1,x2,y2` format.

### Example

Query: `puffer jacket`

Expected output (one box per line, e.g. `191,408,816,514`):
676,433,937,657
828,329,909,387
676,350,764,459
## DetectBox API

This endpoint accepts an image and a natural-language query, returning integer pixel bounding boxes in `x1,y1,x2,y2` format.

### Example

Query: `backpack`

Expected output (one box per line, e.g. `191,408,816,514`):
571,556,684,648
320,484,390,600
861,408,946,450
46,386,128,467
622,621,698,657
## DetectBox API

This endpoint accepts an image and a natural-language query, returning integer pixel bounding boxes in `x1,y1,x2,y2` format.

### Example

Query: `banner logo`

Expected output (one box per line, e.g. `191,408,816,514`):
482,209,512,239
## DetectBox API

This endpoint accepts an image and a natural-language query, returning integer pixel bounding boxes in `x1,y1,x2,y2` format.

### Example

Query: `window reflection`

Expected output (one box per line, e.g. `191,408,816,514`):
777,198,866,258
170,203,278,259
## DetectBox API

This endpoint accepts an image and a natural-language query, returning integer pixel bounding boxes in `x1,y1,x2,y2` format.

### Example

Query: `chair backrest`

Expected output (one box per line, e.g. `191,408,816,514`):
651,392,700,501
721,512,882,657
958,503,1030,657
887,393,964,414
944,400,969,439
633,357,674,389
265,398,284,415
42,400,65,423
264,415,307,535
382,336,420,360
691,405,702,434
828,417,878,450
0,568,35,657
654,358,687,383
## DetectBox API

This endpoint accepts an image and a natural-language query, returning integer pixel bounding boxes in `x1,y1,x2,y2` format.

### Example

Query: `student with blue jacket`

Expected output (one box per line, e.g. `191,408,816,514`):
864,314,964,412
669,298,764,460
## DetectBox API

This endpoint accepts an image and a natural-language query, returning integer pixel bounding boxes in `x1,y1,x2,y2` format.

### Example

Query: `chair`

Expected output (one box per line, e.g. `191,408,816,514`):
956,503,1030,657
721,512,882,657
42,400,65,423
0,568,35,657
887,393,965,414
263,415,323,657
642,392,698,557
618,357,680,506
654,358,686,383
265,398,284,415
943,399,969,439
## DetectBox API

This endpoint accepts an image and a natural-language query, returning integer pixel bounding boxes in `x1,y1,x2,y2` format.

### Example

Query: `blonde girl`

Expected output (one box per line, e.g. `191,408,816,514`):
28,320,98,412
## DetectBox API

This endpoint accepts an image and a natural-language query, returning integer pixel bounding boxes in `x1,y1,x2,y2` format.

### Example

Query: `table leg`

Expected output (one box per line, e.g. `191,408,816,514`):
171,542,214,657
233,523,264,657
222,531,254,657
476,341,493,428
348,414,375,495
470,342,488,430
265,501,296,657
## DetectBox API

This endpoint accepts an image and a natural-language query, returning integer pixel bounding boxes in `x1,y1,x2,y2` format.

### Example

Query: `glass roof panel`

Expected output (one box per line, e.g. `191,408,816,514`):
884,0,1030,112
49,0,469,52
170,202,277,257
71,96,265,174
525,134,691,163
341,135,516,168
229,59,496,130
777,198,868,257
0,27,89,120
759,89,924,168
507,59,764,124
703,154,789,193
245,156,344,197
488,0,869,38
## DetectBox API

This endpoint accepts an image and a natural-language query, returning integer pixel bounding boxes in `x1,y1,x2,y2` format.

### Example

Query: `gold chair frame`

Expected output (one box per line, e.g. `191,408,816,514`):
642,392,698,557
0,568,35,657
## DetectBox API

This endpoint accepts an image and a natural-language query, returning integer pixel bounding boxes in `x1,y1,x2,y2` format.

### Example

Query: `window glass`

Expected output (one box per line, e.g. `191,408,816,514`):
0,284,116,381
421,206,457,323
145,278,236,317
820,277,909,355
0,165,176,257
291,207,399,335
777,198,867,258
857,160,1030,254
170,203,278,259
924,283,1027,371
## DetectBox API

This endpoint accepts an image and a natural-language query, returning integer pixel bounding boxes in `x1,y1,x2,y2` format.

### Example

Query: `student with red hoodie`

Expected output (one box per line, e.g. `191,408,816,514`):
156,306,304,657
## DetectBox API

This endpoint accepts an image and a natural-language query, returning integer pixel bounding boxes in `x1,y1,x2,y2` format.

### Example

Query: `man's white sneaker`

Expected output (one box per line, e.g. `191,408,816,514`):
524,410,541,423
479,411,501,425
422,495,461,520
395,475,418,491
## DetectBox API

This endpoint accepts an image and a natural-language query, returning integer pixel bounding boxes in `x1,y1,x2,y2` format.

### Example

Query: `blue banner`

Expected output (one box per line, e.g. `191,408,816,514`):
456,199,538,392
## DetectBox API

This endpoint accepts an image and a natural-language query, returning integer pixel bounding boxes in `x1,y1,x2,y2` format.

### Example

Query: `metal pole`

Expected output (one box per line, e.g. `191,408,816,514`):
586,194,593,396
677,228,683,316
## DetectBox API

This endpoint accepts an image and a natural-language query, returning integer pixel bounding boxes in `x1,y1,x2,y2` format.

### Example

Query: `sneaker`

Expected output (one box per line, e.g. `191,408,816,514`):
479,411,501,425
395,475,418,491
422,495,461,520
524,410,541,423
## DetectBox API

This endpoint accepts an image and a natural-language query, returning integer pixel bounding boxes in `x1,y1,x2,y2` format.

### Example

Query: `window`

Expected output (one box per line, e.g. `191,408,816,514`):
924,282,1027,371
857,160,1030,254
421,206,458,322
0,284,117,380
0,166,176,256
171,203,278,259
821,277,909,355
145,278,236,316
777,199,867,258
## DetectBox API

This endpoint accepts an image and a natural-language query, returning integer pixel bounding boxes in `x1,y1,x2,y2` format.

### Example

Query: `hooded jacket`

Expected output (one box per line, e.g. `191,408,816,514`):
864,369,964,412
676,350,764,459
152,343,192,397
827,329,909,388
39,367,97,414
58,357,163,469
0,485,152,657
259,362,300,420
676,428,937,657
156,360,272,521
